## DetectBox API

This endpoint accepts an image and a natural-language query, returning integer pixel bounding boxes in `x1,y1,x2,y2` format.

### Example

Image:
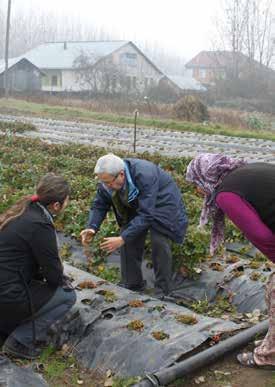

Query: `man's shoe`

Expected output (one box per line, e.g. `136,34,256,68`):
3,336,41,360
152,287,170,300
129,282,146,292
118,280,146,292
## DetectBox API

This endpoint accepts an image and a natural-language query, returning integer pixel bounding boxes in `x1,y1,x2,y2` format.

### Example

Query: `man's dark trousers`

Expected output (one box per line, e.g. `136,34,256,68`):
120,228,172,295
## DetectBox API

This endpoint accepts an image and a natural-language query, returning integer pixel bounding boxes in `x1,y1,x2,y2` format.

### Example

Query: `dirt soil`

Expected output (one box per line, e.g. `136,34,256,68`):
170,345,275,387
1,337,275,386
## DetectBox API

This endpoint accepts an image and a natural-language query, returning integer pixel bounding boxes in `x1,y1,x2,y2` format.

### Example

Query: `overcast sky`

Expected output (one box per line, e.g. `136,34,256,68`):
4,0,274,59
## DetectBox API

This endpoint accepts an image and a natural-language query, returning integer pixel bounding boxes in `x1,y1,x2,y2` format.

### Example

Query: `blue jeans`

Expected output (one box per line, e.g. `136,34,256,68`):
10,287,76,349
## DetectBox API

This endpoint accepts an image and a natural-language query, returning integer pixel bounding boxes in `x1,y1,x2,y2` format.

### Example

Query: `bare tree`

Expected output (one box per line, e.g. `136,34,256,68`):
73,52,127,96
215,0,273,67
73,52,100,94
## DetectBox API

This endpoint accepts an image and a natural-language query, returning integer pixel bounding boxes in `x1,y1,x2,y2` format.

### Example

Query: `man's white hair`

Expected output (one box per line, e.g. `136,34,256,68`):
94,154,124,175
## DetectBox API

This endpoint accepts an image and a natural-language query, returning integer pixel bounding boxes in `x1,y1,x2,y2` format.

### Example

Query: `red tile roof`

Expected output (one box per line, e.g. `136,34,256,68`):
186,51,248,68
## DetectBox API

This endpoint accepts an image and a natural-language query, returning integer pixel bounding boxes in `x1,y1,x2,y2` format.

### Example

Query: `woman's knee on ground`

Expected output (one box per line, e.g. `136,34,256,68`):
51,287,76,309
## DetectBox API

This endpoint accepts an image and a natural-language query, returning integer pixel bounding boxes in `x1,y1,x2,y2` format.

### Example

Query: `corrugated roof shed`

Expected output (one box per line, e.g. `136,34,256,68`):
0,57,44,75
167,73,206,91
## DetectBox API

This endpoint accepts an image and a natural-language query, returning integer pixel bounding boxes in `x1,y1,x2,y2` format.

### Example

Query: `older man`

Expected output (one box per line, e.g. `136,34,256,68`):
81,154,188,297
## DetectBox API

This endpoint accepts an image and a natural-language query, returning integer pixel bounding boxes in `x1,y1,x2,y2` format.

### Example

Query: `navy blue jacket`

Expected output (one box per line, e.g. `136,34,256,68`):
88,158,188,243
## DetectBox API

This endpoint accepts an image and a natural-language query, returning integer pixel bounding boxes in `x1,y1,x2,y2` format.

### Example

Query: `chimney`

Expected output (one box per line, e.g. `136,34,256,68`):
64,42,67,50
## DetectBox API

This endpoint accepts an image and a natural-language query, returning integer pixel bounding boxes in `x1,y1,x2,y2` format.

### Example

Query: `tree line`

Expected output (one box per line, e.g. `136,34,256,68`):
0,1,186,76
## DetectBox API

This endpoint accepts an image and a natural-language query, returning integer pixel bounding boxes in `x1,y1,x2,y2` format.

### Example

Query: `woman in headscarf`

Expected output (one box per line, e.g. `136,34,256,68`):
186,153,275,369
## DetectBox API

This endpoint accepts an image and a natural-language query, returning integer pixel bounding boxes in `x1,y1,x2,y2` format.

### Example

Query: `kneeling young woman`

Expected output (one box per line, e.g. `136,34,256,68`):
0,173,76,359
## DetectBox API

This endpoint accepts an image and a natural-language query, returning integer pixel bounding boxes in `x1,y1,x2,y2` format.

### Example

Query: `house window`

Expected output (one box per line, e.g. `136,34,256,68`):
51,75,58,86
199,69,207,79
132,76,137,88
216,70,226,80
120,52,137,67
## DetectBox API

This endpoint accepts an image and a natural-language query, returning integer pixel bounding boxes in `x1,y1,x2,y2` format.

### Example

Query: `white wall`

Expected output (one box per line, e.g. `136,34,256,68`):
41,42,164,92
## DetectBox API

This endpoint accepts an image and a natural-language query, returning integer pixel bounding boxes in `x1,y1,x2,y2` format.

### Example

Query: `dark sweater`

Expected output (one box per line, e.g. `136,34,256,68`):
216,162,275,232
0,202,64,326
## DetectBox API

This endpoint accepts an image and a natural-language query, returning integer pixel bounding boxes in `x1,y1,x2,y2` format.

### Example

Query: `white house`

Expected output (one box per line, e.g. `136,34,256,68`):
19,40,164,94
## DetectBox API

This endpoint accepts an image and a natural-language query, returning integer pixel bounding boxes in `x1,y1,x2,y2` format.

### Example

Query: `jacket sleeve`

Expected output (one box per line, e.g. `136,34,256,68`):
87,186,112,231
30,222,64,287
121,166,159,242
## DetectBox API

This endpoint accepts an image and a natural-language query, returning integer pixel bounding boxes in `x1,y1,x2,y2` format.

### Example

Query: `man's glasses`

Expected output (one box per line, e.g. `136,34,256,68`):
101,174,119,188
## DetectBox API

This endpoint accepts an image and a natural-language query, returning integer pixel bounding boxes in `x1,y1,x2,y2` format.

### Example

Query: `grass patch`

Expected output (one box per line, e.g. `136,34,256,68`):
1,97,275,141
191,296,237,318
38,345,82,386
0,120,37,133
112,376,141,386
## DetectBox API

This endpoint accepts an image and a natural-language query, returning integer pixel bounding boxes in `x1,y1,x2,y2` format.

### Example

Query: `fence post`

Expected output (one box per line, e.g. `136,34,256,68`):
133,109,139,153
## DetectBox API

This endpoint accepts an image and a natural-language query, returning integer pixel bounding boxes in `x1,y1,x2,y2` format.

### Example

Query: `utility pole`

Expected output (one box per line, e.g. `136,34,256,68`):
4,0,12,98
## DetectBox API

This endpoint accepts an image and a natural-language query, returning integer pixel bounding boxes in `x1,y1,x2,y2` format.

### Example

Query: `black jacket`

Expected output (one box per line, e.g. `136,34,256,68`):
216,162,275,232
0,202,64,325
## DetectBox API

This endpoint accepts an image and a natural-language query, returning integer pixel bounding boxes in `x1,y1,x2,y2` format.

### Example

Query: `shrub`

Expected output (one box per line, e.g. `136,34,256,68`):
246,114,267,130
173,96,209,122
209,108,248,129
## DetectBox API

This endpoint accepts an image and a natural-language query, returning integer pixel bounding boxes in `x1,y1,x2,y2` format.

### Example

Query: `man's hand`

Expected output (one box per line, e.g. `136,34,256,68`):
80,229,96,246
100,236,124,253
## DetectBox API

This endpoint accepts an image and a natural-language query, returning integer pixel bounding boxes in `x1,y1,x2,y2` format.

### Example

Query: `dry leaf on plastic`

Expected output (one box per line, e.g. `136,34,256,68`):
128,300,145,308
210,262,224,271
77,280,97,289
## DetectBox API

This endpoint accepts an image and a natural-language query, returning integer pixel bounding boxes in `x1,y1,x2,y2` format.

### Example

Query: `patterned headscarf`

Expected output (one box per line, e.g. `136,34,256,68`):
186,153,246,255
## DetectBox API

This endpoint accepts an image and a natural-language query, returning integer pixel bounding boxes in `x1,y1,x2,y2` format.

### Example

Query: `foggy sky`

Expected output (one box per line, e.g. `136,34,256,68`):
4,0,223,59
3,0,275,60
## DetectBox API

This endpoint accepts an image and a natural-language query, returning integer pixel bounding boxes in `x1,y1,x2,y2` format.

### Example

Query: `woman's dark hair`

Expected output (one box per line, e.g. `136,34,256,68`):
0,173,70,230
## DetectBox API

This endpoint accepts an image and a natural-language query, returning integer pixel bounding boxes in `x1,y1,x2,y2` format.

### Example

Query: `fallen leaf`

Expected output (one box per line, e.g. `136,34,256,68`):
104,378,113,387
194,376,205,384
194,267,202,274
128,300,145,308
214,370,231,377
77,280,97,289
210,262,224,271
